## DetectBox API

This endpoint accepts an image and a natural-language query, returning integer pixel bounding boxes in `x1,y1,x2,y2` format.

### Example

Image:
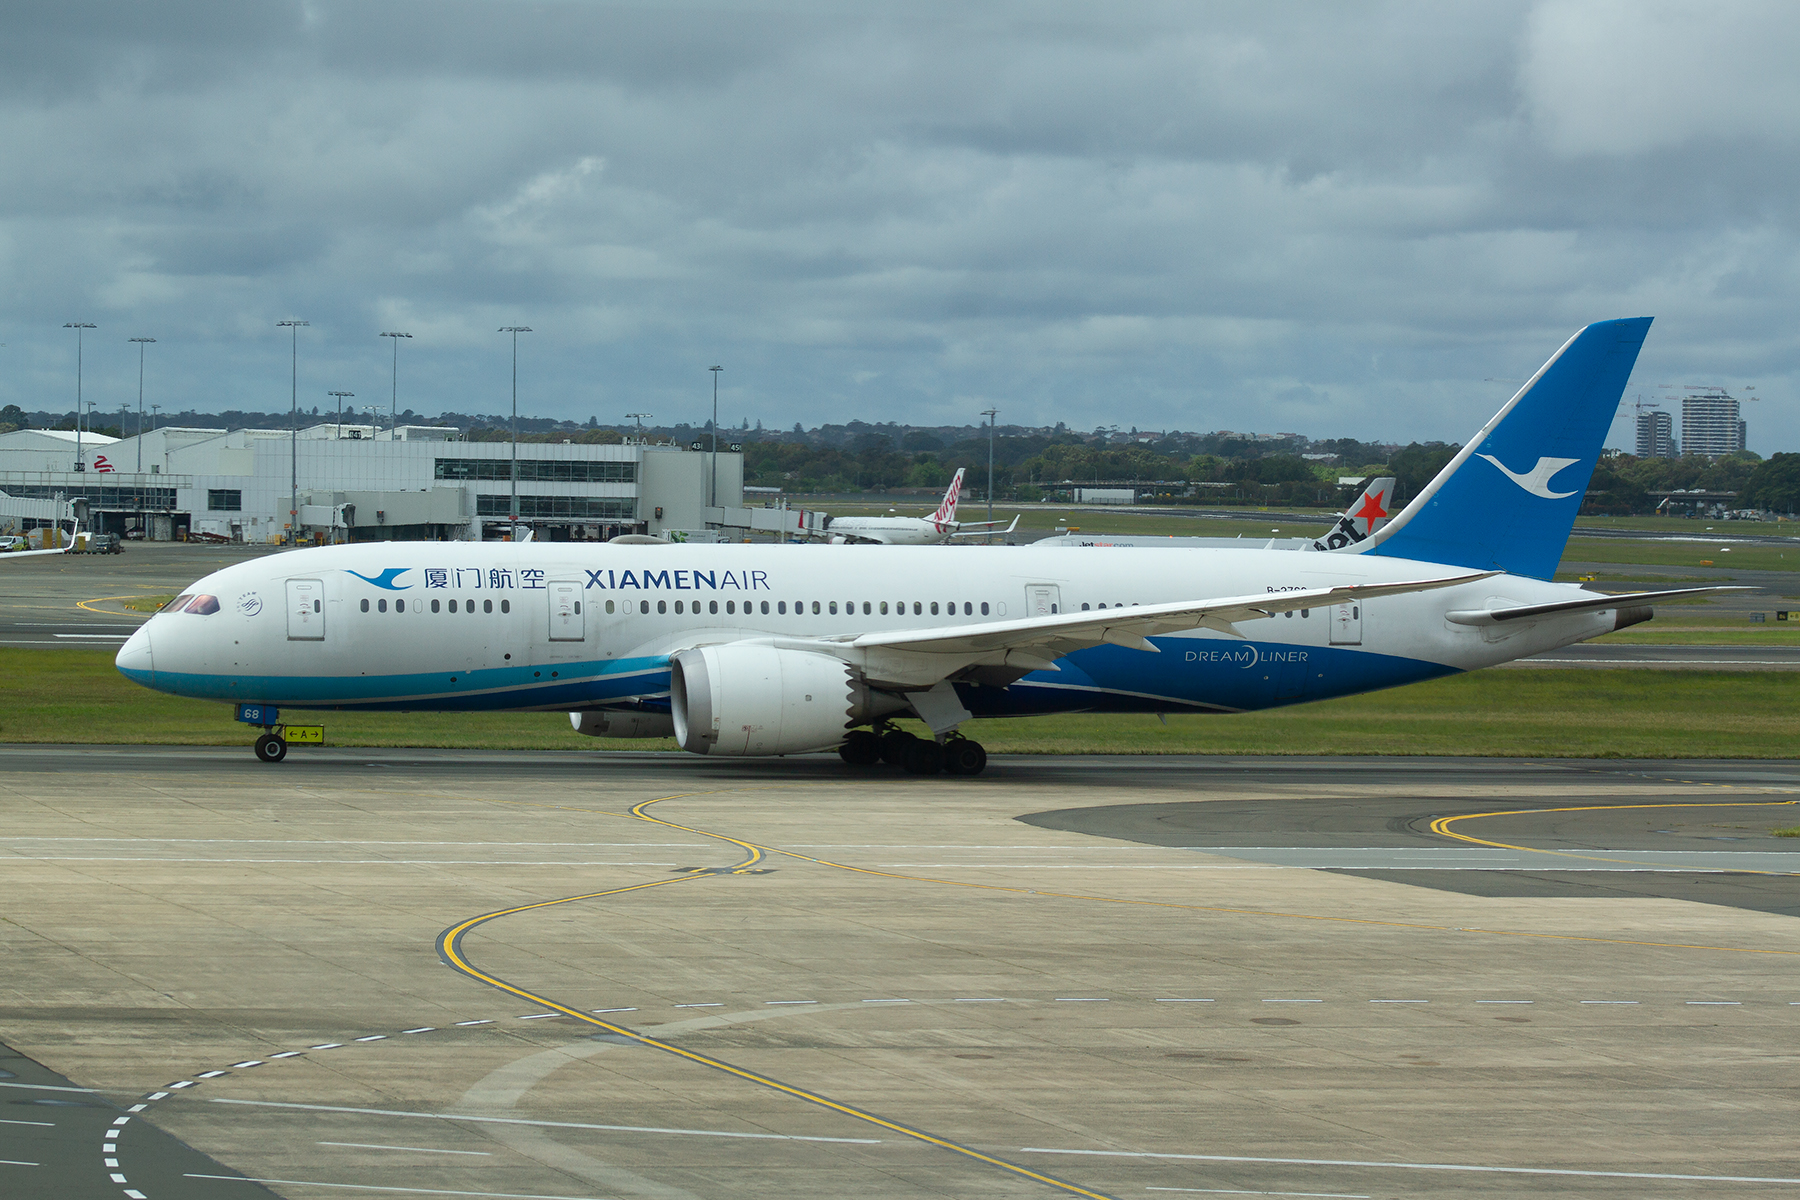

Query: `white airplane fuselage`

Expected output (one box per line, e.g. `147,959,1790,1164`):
118,540,1612,718
824,516,959,545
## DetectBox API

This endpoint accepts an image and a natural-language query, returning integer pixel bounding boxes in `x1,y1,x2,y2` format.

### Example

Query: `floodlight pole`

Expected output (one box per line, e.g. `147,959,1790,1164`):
129,338,155,473
981,406,998,539
625,412,651,442
499,327,532,541
64,323,95,471
380,331,411,436
709,366,722,509
278,320,309,545
329,391,354,432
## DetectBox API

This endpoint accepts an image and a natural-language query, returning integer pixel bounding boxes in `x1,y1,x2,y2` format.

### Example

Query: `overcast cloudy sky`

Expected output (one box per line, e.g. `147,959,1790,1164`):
4,0,1798,449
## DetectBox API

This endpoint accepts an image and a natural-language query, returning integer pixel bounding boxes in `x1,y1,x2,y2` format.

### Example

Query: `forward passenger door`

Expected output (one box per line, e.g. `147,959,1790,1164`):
548,580,585,641
286,579,325,640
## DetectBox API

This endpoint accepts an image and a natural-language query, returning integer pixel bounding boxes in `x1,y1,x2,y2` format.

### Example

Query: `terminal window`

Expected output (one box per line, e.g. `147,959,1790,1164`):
438,458,636,483
207,489,243,511
475,494,636,520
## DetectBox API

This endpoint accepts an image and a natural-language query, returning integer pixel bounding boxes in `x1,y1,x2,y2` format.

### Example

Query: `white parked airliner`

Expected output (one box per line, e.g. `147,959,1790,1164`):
118,318,1731,774
824,467,1018,544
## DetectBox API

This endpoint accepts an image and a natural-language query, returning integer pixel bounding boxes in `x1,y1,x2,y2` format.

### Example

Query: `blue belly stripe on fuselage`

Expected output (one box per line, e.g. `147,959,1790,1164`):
122,638,1454,717
120,655,673,713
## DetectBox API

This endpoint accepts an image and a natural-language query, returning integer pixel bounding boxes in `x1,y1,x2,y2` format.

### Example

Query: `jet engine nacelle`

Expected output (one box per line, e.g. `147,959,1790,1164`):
670,645,854,756
569,710,676,739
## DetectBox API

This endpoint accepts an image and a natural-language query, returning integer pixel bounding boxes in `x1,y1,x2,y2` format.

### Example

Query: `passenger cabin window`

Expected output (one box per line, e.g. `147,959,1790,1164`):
501,599,510,613
981,602,989,615
378,598,388,613
812,601,821,614
761,600,770,614
829,601,838,615
361,599,370,613
929,602,939,615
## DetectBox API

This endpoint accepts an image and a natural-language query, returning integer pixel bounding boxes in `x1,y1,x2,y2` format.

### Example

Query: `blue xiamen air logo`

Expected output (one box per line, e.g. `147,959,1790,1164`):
1476,454,1580,499
346,568,413,590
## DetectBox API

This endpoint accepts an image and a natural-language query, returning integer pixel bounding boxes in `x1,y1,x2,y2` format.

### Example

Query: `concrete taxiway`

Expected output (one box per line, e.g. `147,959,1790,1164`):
2,749,1797,1199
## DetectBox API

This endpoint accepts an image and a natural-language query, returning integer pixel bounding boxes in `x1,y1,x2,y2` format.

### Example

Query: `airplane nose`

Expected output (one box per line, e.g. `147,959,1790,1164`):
115,624,154,682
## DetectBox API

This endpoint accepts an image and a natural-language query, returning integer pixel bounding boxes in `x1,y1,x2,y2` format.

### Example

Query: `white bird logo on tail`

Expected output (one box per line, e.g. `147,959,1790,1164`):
1477,454,1581,499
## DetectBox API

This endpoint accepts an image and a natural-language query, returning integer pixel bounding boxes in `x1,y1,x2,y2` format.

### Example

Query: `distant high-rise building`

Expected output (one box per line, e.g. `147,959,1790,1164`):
1680,390,1746,458
1635,410,1676,458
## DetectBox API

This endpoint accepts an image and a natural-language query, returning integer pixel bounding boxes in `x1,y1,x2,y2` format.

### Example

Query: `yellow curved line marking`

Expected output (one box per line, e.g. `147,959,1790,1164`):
1430,801,1800,876
437,789,1119,1200
77,594,157,615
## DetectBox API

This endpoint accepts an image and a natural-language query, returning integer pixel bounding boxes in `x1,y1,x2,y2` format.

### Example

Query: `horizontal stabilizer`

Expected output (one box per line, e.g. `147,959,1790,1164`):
1444,586,1751,626
950,514,1019,537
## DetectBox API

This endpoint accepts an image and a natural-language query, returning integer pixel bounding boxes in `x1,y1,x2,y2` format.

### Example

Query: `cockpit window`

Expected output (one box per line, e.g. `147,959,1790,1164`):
185,595,221,615
162,594,195,613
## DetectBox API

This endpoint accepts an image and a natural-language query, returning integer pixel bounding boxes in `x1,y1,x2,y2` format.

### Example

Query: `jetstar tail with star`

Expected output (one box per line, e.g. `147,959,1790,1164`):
1310,477,1396,551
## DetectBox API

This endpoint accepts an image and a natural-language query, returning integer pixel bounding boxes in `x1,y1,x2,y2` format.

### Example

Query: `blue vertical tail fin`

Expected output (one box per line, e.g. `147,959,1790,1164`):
1352,317,1651,580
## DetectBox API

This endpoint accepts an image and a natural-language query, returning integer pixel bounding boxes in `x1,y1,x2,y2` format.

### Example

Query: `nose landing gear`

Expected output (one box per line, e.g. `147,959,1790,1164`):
236,707,323,763
254,732,288,763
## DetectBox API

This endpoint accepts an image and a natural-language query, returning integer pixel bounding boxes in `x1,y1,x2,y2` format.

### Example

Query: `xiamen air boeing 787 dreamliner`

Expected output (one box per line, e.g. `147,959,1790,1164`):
117,318,1735,773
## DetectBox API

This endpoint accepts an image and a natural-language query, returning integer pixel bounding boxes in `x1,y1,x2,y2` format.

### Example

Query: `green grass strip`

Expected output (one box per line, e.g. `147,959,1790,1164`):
4,649,1795,758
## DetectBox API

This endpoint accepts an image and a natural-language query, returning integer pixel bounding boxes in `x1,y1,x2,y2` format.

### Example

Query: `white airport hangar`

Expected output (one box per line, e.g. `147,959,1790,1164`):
0,424,743,543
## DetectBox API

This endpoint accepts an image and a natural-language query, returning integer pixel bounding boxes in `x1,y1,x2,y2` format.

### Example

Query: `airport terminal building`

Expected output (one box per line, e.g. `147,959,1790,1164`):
0,424,743,542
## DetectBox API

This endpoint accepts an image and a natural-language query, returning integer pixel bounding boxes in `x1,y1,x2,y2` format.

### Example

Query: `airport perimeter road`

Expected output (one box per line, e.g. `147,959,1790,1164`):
2,749,1797,1200
0,542,279,647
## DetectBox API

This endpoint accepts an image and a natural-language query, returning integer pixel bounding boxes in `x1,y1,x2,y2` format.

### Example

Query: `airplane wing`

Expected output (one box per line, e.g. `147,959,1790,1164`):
734,572,1494,694
948,514,1019,537
1444,585,1751,625
0,546,72,560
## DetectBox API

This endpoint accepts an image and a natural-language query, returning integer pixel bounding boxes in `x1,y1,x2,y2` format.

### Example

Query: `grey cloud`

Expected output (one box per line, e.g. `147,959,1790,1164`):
2,0,1798,450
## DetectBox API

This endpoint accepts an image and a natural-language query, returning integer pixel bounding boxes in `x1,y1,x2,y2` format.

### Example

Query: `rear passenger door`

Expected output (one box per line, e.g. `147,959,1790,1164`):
287,579,325,640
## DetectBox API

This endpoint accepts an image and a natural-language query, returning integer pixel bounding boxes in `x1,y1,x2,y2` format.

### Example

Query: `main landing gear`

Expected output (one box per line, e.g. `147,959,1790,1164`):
254,732,287,763
837,727,987,776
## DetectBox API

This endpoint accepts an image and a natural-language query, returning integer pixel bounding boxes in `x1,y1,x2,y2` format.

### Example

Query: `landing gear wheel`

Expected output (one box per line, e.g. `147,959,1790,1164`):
901,738,944,776
254,733,288,763
941,739,987,776
838,731,883,767
879,729,915,766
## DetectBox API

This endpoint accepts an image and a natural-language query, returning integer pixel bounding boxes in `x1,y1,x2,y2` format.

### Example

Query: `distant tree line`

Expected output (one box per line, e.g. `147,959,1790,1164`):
1581,452,1773,514
7,398,1794,513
